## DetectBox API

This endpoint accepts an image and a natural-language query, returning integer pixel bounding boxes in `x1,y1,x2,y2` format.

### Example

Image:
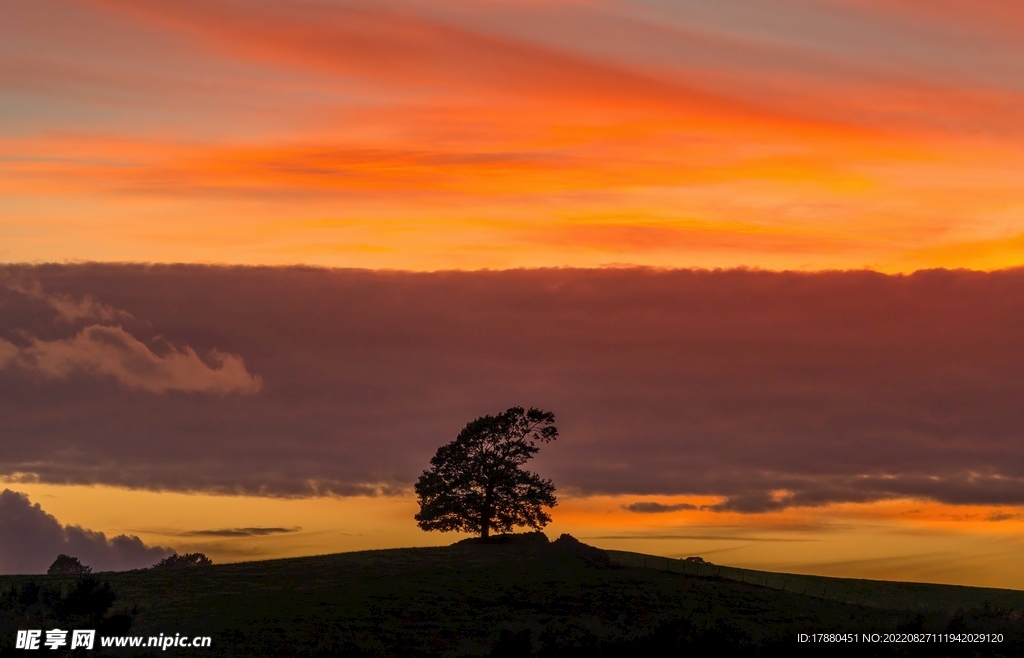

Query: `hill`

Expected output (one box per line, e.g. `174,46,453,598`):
607,550,1024,613
3,535,1023,656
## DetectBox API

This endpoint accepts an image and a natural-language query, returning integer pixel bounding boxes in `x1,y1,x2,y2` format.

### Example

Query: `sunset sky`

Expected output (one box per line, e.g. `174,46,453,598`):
3,0,1024,588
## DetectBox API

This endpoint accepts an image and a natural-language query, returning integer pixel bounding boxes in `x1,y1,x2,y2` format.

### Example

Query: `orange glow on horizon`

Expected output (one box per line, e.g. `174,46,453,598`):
9,481,1024,589
3,127,1023,272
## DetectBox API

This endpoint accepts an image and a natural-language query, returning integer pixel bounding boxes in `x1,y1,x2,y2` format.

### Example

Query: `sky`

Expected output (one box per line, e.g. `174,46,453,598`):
4,0,1024,270
2,0,1024,587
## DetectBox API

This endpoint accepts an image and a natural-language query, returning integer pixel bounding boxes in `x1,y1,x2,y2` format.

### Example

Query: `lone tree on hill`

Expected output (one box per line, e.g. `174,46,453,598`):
415,406,558,539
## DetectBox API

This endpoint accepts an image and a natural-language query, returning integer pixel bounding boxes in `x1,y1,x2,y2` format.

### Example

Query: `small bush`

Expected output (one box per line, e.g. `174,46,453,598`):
152,552,213,569
47,554,92,575
551,534,612,568
0,575,136,652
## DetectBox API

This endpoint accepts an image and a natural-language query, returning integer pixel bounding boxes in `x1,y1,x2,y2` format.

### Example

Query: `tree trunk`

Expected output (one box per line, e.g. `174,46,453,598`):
481,484,494,539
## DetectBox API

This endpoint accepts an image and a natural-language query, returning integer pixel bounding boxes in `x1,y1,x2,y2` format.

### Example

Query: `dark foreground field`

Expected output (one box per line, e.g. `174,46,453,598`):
4,535,1024,657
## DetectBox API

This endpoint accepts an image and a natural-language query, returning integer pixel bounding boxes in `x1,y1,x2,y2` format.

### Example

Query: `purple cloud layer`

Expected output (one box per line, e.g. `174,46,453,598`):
2,265,1024,512
0,489,172,575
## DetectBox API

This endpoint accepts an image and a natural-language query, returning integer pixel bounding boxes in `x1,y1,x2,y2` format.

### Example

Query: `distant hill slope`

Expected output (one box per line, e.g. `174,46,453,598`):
606,550,1024,613
3,538,1023,656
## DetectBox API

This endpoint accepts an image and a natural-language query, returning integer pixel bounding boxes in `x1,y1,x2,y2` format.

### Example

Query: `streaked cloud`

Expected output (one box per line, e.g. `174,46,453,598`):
1,1,1023,270
180,526,301,537
589,534,812,543
623,502,697,513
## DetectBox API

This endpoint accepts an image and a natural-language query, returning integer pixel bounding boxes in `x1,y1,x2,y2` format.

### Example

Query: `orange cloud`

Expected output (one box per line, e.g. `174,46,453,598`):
0,282,262,395
0,327,262,395
6,281,131,323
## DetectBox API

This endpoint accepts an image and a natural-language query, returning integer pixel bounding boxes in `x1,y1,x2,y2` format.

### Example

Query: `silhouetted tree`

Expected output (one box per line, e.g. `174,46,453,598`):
415,406,558,539
152,552,213,568
47,554,91,575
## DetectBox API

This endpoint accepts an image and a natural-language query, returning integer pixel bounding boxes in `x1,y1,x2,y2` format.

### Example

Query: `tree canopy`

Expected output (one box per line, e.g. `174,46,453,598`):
415,406,558,539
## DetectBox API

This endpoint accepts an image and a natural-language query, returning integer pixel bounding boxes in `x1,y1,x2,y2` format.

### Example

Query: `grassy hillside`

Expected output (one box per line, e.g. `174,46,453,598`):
3,537,1024,656
607,550,1024,612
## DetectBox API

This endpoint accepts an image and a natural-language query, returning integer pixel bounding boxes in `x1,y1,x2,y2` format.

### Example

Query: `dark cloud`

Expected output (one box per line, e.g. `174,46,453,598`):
623,502,697,513
180,527,301,537
3,264,1024,512
987,513,1021,522
0,489,172,574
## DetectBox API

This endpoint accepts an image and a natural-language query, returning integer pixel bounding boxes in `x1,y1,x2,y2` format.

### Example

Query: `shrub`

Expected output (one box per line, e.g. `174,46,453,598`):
46,554,92,575
152,552,213,569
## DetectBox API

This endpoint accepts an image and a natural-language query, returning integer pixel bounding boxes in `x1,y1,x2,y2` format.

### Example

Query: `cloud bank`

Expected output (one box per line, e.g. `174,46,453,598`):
0,489,172,575
4,264,1024,512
